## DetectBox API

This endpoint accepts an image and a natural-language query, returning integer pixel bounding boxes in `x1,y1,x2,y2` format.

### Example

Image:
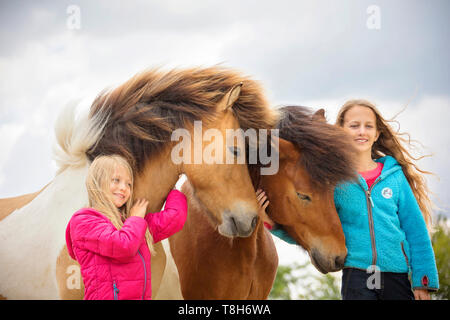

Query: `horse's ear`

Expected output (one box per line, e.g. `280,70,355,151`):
312,108,326,122
217,82,243,112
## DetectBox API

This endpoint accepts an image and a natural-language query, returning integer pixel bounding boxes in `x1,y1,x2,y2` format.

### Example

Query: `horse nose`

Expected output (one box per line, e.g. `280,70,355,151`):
230,214,258,237
311,249,347,273
217,202,259,238
334,255,346,270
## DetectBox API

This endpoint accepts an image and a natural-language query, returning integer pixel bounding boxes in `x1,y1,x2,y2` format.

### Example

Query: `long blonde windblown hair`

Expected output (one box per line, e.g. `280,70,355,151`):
85,154,155,255
336,99,434,229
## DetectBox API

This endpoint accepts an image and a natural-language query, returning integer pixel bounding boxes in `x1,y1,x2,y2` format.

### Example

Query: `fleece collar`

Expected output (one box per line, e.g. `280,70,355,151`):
356,155,402,189
375,155,403,179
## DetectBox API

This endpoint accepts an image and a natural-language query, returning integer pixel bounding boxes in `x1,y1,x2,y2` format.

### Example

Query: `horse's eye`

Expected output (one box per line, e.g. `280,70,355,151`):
228,146,240,157
296,192,311,202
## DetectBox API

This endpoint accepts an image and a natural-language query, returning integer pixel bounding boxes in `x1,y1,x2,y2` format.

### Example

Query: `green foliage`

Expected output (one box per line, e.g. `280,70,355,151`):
298,272,341,300
431,216,450,300
269,264,300,299
269,261,341,300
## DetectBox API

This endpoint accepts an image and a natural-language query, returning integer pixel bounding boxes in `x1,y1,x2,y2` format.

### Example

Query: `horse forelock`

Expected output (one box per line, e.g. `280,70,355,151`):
276,106,358,188
86,66,278,173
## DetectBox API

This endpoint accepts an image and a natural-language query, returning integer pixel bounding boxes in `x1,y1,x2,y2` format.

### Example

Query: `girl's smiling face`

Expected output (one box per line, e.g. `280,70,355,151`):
342,105,380,154
109,164,132,208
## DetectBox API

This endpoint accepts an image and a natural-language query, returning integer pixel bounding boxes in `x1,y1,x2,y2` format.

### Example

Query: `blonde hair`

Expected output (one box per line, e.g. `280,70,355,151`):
336,99,434,229
86,154,155,254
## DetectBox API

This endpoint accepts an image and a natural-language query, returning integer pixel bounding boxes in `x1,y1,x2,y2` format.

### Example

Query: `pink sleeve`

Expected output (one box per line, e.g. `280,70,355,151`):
145,190,188,243
70,212,148,261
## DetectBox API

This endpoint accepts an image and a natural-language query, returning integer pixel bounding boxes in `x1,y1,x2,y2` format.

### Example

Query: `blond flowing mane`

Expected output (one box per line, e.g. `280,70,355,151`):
86,66,278,173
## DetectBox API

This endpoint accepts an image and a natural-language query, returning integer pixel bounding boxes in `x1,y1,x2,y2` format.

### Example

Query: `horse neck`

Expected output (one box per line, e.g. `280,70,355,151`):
133,147,181,212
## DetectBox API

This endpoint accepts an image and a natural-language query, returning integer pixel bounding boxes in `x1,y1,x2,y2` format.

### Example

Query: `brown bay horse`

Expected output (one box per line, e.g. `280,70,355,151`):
0,66,278,299
169,106,357,299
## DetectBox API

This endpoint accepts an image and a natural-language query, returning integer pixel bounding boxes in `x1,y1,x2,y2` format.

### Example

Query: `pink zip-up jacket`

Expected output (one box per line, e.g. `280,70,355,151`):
65,190,187,300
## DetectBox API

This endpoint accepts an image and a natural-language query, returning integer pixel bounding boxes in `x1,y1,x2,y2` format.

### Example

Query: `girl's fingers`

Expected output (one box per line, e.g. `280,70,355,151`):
135,198,148,207
259,195,267,204
256,192,266,201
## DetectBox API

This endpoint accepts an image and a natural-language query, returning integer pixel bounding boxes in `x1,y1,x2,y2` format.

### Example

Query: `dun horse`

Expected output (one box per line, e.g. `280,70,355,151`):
169,106,357,299
0,67,278,299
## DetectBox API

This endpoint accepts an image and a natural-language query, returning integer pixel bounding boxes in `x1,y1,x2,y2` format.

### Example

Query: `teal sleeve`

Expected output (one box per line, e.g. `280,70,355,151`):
270,226,297,245
397,172,439,291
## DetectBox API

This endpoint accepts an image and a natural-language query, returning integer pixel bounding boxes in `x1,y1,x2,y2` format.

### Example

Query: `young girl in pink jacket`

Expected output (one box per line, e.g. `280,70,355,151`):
65,154,187,300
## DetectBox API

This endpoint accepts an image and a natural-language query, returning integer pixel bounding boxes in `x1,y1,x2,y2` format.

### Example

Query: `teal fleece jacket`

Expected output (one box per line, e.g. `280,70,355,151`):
271,156,439,291
335,155,438,290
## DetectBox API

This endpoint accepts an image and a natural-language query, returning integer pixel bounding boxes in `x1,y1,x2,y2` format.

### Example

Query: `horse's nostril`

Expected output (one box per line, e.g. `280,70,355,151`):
230,217,238,234
251,216,258,229
335,256,345,269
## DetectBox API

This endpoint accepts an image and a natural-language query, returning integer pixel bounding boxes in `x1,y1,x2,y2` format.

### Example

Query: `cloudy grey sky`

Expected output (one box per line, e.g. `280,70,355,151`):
1,0,449,219
0,1,449,288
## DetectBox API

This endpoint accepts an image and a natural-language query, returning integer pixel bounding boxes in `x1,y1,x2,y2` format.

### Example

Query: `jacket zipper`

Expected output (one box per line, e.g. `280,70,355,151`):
113,281,119,300
137,250,147,300
364,178,381,266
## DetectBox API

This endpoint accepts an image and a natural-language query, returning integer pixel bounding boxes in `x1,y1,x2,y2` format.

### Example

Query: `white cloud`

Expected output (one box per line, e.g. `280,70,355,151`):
0,123,26,185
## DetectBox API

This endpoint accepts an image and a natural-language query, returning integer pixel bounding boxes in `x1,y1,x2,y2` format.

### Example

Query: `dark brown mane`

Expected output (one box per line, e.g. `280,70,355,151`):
275,105,357,188
86,66,278,173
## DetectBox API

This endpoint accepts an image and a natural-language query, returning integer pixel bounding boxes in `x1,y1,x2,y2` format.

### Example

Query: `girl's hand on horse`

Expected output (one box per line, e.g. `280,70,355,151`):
130,198,149,219
256,189,274,227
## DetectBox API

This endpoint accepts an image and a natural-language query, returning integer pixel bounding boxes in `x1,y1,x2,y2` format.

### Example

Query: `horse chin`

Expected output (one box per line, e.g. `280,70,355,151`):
309,249,333,274
217,219,254,238
310,258,329,274
217,223,238,238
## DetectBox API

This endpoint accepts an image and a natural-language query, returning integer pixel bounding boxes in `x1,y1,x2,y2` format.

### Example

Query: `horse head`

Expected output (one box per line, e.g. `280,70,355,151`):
87,67,278,238
260,106,357,273
180,83,262,237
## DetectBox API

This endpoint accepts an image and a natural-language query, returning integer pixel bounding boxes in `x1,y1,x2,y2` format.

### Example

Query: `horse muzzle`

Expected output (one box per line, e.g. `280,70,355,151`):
310,248,347,274
218,210,258,238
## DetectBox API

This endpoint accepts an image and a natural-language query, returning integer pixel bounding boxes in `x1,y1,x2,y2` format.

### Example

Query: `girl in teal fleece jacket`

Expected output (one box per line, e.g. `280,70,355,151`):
334,99,438,300
261,100,439,300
